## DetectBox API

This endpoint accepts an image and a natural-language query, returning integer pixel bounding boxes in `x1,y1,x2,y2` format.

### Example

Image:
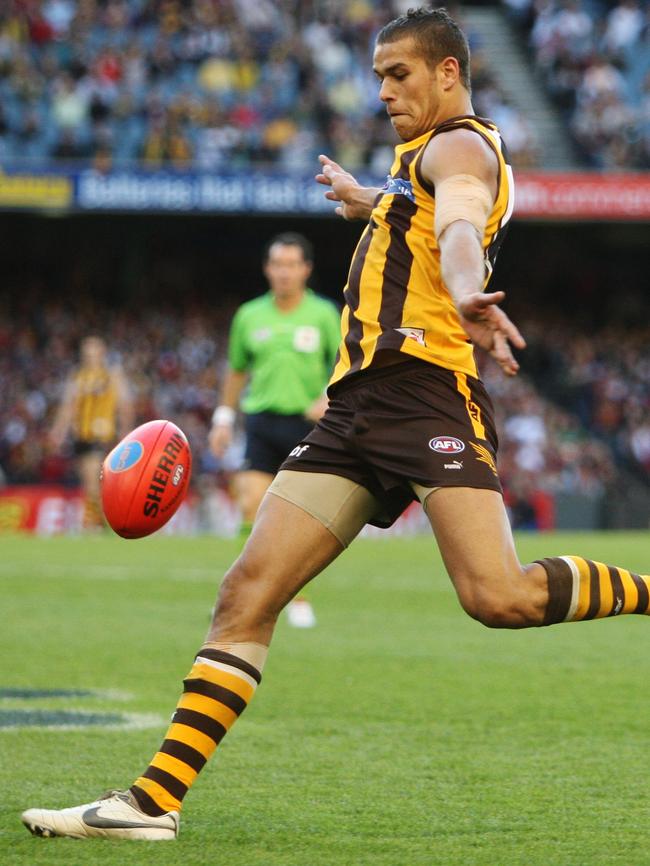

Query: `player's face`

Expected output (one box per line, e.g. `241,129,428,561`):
81,337,106,366
373,37,443,141
264,244,312,299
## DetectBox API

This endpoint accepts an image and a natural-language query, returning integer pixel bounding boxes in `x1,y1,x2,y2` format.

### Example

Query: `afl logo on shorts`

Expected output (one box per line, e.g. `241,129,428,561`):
109,440,144,473
429,436,465,454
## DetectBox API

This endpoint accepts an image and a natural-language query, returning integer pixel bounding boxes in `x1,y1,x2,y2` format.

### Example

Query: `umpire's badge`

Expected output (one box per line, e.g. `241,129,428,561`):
294,326,320,352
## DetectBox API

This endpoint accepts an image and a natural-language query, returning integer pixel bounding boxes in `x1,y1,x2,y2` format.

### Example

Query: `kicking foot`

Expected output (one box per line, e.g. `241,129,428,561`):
21,789,179,840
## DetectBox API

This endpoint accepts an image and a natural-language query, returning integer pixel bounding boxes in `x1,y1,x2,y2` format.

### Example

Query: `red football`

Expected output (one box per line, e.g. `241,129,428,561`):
101,420,192,539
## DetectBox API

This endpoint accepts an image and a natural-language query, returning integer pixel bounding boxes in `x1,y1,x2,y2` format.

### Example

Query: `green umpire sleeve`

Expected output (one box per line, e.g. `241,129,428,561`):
227,306,250,372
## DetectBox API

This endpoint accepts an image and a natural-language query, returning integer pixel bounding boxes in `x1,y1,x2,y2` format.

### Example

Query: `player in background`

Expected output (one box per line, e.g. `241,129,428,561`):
22,8,650,842
209,232,341,627
49,335,133,530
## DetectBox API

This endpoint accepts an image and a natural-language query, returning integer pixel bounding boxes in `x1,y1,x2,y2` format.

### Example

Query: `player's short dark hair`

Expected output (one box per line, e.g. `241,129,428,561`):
263,233,314,264
377,7,471,92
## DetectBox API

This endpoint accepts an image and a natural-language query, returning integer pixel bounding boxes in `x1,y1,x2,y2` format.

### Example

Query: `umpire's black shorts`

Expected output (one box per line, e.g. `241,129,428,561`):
278,358,501,528
242,412,315,475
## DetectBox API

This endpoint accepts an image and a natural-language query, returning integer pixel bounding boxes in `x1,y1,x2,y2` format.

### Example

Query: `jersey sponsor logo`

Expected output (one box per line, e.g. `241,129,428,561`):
381,176,415,202
444,460,463,470
289,444,310,458
252,327,272,342
293,326,320,353
429,436,465,455
394,326,425,345
109,441,144,473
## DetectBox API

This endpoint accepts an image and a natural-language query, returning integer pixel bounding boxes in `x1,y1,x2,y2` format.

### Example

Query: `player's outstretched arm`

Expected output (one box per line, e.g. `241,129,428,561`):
420,129,525,376
315,154,380,221
209,368,248,457
48,377,76,450
453,279,525,377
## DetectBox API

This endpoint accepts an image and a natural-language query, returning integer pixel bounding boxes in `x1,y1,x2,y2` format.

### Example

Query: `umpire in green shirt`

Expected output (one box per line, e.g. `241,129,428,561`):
210,233,340,623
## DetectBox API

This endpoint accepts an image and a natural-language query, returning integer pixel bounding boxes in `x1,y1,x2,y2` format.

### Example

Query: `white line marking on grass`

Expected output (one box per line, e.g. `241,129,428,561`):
0,710,165,732
0,688,134,703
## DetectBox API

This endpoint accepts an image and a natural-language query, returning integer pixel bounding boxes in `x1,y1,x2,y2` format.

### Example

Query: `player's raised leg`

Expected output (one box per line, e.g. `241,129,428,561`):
422,487,649,626
22,471,377,840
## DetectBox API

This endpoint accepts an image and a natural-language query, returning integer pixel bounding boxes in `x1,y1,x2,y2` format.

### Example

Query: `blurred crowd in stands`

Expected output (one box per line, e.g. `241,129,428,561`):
2,289,648,530
0,0,539,172
516,320,650,476
504,0,650,168
0,292,232,487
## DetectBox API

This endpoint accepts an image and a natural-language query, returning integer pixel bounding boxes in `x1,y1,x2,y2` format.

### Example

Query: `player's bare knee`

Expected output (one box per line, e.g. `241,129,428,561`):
458,581,538,629
470,597,523,628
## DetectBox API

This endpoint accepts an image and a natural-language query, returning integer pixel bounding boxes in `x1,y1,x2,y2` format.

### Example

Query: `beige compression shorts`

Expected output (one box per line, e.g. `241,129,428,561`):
268,470,439,548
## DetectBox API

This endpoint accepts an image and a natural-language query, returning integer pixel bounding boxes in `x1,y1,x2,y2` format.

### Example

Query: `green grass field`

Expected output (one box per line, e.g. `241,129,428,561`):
1,532,649,866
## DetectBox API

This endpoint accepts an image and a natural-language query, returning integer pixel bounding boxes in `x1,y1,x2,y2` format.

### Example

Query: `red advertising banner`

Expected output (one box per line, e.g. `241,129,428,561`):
0,486,201,535
0,486,433,536
0,486,83,534
514,172,650,221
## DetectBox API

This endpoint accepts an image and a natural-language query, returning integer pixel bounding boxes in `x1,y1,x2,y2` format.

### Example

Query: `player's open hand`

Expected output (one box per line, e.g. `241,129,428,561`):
457,291,526,376
315,155,371,221
304,395,329,423
209,424,232,458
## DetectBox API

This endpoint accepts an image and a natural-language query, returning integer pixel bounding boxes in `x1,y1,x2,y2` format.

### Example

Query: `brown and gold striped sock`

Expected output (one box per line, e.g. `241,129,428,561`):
537,556,650,625
129,646,263,816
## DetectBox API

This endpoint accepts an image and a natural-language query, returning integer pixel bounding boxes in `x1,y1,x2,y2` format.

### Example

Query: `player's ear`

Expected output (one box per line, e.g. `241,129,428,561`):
437,56,460,91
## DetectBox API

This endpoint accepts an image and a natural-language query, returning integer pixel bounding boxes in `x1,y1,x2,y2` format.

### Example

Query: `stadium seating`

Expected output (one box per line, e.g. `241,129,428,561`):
0,0,540,171
503,0,650,168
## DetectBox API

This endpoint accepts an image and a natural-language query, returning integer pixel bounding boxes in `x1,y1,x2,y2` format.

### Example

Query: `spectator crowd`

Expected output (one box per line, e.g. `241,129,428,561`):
515,320,650,481
0,290,233,487
1,0,647,172
3,287,648,530
504,0,650,168
0,0,540,173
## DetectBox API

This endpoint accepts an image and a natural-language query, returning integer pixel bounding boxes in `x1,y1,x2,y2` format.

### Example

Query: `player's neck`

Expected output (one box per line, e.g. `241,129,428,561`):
432,96,474,128
272,288,305,312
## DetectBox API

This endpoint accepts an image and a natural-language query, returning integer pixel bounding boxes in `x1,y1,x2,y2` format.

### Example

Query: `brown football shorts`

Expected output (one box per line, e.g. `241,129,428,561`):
277,357,502,529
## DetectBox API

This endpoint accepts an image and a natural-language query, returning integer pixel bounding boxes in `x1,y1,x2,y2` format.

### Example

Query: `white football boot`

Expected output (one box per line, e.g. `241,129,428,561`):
21,789,178,840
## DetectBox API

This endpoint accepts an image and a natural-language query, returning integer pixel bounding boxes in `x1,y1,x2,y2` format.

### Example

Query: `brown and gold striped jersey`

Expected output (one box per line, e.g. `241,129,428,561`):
329,115,514,386
73,366,118,443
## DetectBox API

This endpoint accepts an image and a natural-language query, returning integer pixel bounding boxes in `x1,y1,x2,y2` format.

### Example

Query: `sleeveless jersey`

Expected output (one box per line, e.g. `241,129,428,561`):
329,115,514,386
73,366,118,443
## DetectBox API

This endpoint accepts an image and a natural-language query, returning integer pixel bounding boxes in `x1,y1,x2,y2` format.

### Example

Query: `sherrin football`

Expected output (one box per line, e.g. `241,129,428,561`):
101,419,192,539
